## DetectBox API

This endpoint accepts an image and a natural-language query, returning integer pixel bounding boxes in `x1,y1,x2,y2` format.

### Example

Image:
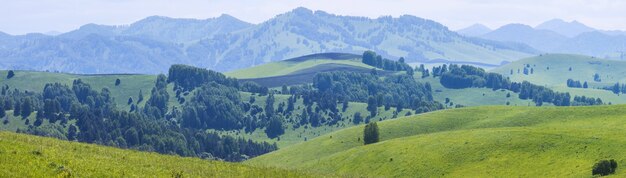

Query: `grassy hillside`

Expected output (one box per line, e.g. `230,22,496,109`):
225,53,371,79
0,131,313,177
491,54,626,87
224,92,414,148
248,105,626,177
0,70,156,109
414,74,535,107
491,53,626,104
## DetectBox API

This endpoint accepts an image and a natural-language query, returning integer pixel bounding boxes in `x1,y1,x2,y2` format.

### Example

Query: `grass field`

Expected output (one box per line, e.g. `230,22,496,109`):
225,58,372,79
0,70,157,109
414,74,535,107
0,131,315,177
491,54,626,87
491,53,626,104
248,105,626,177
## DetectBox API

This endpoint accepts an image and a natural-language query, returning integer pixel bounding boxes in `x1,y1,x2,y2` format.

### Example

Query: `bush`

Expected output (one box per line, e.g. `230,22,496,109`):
592,159,617,176
363,122,379,145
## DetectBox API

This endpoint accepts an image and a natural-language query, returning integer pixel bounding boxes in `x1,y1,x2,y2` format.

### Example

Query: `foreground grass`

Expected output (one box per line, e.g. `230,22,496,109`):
248,105,626,177
0,132,313,177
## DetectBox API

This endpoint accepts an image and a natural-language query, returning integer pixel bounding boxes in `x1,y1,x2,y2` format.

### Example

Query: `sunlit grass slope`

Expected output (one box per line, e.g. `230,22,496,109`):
492,54,626,87
0,131,314,177
225,53,371,79
248,105,626,177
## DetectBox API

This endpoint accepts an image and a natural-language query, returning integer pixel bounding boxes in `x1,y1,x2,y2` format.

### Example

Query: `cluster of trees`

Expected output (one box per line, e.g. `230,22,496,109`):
312,71,441,113
0,85,41,120
592,159,617,176
416,64,430,78
1,78,277,161
168,65,284,138
167,64,268,95
602,82,626,95
436,64,602,106
363,122,379,145
572,96,603,106
566,79,588,88
362,51,413,74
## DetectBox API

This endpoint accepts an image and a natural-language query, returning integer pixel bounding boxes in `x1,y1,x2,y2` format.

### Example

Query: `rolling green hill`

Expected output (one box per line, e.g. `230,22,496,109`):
0,131,312,177
0,69,414,149
225,53,371,79
0,70,157,109
491,53,626,104
247,105,626,177
414,74,535,107
491,53,626,87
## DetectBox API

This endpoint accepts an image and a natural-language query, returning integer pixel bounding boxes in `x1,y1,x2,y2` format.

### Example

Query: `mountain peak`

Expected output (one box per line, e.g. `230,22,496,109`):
291,7,314,15
457,24,492,36
536,19,595,37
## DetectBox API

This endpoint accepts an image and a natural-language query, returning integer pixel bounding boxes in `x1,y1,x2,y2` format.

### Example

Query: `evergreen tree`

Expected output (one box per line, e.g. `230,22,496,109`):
13,101,20,117
363,122,380,145
265,93,275,117
137,90,144,104
265,115,285,138
281,85,289,94
20,99,32,118
353,112,363,124
115,78,121,86
67,124,77,140
342,99,349,112
0,101,5,118
0,105,5,118
367,96,377,117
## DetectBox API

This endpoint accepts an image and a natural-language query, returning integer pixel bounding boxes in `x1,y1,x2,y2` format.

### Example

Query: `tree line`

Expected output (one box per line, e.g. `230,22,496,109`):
434,64,602,106
362,51,414,75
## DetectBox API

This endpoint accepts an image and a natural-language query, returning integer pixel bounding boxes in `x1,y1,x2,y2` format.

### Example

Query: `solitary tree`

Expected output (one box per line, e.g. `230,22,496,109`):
353,112,363,124
6,70,14,79
363,122,380,145
115,78,121,86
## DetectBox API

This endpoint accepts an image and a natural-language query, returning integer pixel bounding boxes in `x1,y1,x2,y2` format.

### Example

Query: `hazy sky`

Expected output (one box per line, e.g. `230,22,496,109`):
1,0,625,35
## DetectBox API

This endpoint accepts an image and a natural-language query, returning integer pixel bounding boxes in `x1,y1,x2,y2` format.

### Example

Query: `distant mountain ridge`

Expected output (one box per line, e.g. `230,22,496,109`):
60,14,253,43
478,20,626,59
456,24,492,37
535,19,595,38
0,7,536,74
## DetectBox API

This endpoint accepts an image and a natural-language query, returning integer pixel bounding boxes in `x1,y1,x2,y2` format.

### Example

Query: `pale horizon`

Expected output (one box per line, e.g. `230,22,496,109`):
1,0,625,35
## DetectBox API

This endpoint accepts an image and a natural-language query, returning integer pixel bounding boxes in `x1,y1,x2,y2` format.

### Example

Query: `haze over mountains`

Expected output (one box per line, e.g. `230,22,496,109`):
458,19,626,59
0,8,624,74
0,7,535,74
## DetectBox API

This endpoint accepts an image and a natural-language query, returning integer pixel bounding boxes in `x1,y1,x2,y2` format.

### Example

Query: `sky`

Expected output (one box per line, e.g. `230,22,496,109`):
1,0,625,35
